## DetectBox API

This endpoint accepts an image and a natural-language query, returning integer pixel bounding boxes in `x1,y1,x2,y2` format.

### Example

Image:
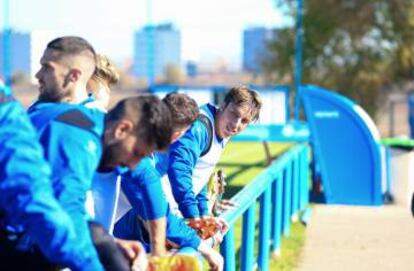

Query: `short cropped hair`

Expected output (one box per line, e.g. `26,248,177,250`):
162,92,199,130
223,85,262,122
92,54,119,86
106,95,173,151
47,36,96,62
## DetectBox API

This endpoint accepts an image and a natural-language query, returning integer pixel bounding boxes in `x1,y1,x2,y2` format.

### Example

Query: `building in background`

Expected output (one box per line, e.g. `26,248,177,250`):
133,23,181,83
0,30,55,83
242,27,276,74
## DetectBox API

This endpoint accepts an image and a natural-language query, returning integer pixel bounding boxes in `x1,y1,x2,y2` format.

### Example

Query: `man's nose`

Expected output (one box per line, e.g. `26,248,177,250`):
232,118,242,130
35,70,41,79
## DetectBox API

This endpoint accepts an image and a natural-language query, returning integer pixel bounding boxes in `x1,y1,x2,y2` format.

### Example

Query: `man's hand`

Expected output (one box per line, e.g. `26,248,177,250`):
203,216,229,235
203,216,229,246
198,242,224,271
115,239,148,271
213,199,239,215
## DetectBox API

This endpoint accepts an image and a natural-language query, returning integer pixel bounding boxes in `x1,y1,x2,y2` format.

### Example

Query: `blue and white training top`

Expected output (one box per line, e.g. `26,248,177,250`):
166,103,229,219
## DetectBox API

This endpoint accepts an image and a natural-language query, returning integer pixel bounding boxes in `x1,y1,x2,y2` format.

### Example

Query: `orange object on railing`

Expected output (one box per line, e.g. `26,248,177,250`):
187,217,221,240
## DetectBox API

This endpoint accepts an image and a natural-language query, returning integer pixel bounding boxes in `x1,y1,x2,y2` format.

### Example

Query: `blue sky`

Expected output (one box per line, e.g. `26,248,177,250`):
2,0,291,68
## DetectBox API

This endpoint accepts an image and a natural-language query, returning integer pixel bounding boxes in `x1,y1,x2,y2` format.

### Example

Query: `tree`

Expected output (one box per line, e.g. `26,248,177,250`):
265,0,414,118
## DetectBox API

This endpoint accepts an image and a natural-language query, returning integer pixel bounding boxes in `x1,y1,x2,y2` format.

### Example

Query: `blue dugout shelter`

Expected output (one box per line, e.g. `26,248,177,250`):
300,85,383,205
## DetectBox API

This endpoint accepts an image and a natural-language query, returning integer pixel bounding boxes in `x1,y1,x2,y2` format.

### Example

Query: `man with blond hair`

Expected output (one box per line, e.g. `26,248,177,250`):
85,54,120,111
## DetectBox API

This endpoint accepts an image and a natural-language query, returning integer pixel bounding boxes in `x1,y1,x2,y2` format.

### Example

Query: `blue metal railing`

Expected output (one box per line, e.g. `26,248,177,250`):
219,143,310,271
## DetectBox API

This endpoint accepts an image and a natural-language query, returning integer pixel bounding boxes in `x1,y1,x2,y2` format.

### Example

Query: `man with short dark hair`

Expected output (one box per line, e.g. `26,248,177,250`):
115,92,201,250
92,92,199,240
29,94,172,270
113,92,224,271
35,36,96,103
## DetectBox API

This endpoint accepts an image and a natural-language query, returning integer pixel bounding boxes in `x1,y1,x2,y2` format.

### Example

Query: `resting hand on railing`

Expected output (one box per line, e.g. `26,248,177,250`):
205,216,229,235
208,170,239,216
197,241,224,271
212,199,239,216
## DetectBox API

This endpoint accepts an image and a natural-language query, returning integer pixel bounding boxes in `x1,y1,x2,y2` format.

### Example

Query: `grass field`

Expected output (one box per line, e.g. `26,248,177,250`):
216,141,306,271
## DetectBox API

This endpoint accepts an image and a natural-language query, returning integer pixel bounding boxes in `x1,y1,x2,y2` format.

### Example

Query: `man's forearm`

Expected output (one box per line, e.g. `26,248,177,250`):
146,218,167,256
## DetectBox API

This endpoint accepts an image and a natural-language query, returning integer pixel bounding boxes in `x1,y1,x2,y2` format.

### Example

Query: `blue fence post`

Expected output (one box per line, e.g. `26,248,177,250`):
283,161,293,237
300,146,309,209
258,185,272,271
304,145,310,205
241,204,256,271
292,150,300,218
300,147,305,211
300,147,306,210
220,226,236,271
271,172,283,257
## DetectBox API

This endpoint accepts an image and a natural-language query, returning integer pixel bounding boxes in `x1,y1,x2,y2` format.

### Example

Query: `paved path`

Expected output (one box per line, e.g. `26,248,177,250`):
297,205,414,271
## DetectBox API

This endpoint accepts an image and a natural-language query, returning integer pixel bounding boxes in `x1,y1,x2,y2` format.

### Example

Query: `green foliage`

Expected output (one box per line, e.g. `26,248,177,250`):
266,0,414,119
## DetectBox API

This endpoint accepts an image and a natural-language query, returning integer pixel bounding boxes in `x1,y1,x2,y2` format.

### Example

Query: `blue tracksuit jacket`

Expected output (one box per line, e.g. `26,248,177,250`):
28,101,105,270
0,86,102,270
167,104,221,218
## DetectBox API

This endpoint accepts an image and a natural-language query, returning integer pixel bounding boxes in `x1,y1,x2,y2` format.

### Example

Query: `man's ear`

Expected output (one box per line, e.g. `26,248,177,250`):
114,120,134,140
68,68,82,82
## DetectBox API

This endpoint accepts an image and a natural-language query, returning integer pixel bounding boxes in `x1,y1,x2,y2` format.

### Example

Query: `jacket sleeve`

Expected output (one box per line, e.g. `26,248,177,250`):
167,121,209,219
164,210,201,249
196,185,209,217
122,156,202,250
38,119,103,270
0,98,103,270
122,157,168,220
